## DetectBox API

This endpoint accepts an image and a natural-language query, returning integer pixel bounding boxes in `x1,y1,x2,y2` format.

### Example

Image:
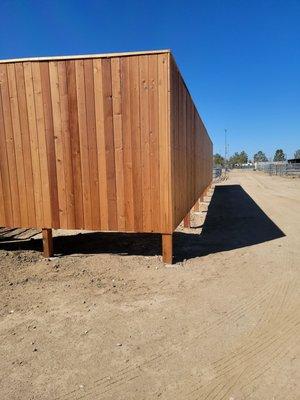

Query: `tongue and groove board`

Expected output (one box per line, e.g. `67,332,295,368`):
0,50,212,238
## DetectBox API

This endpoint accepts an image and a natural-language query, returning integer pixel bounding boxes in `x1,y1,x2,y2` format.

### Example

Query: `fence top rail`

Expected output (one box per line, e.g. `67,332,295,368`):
0,49,171,64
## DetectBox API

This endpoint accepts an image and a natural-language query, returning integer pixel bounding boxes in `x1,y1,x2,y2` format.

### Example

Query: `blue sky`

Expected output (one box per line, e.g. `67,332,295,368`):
0,0,299,160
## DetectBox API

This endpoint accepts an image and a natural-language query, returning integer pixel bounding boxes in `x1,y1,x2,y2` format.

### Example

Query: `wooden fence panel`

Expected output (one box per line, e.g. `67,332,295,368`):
0,51,212,237
170,55,213,230
0,52,173,233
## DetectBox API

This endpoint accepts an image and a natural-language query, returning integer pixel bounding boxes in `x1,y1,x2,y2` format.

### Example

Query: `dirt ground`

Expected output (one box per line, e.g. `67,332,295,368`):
0,170,299,400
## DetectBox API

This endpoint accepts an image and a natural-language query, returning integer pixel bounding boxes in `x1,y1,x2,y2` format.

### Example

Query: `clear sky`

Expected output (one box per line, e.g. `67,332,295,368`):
1,0,299,160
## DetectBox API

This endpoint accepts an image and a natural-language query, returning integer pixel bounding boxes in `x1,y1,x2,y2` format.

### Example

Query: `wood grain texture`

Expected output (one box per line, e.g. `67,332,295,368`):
23,62,44,227
0,64,21,227
139,55,151,231
31,62,52,227
42,228,53,257
111,57,126,231
169,54,213,230
66,60,84,229
162,233,173,264
120,57,135,231
148,55,161,232
0,52,212,235
102,58,118,230
15,63,36,226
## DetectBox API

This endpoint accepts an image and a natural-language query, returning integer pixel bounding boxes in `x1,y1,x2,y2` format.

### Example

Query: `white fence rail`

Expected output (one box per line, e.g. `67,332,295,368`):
256,162,300,176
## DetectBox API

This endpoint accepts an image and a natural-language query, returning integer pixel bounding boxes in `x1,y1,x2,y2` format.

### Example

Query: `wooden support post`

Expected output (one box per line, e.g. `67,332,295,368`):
162,233,173,264
183,212,190,228
42,228,53,258
200,189,206,202
193,199,200,212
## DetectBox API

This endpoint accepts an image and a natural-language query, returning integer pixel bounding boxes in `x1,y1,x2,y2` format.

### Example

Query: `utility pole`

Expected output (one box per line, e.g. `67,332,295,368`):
224,128,228,177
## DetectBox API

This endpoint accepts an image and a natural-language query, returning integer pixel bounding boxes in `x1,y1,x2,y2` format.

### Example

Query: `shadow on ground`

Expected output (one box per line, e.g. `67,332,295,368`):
0,185,285,263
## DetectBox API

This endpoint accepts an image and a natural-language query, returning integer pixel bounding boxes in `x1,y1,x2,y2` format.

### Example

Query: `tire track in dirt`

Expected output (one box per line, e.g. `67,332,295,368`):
54,282,278,400
183,278,299,400
189,316,299,400
220,278,295,362
248,280,286,337
171,274,296,398
210,312,298,378
220,330,299,400
184,312,298,399
155,284,287,382
242,345,296,399
154,314,297,396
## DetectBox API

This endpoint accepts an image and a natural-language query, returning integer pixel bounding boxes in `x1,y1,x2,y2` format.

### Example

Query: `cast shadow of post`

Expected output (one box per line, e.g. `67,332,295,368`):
0,185,285,263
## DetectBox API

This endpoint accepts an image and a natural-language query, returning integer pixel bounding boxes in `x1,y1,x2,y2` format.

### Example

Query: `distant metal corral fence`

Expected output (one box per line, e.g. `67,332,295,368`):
213,167,222,179
256,162,300,177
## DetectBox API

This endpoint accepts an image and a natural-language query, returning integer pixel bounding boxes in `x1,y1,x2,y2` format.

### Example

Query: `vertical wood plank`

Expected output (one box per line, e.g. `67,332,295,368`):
93,58,109,230
111,57,125,231
190,102,195,205
148,55,160,232
174,64,180,225
179,83,183,224
0,82,13,226
31,62,52,227
120,57,134,231
182,82,187,214
49,61,68,227
84,59,101,229
15,63,36,227
66,60,84,229
158,53,171,232
186,94,192,207
75,59,93,229
0,167,5,225
101,58,118,230
23,62,44,227
129,56,143,232
0,64,21,227
169,58,179,227
39,62,60,228
7,64,29,227
139,55,151,231
57,61,76,228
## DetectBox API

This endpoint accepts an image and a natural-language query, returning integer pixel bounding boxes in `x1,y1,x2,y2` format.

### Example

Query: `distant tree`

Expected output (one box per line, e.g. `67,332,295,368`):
228,151,248,167
294,149,300,159
273,149,286,162
214,153,225,166
239,151,248,164
253,151,268,162
228,152,239,167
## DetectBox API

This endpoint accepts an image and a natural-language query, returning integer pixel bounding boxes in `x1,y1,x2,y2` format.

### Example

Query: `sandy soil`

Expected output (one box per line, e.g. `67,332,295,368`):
0,170,299,400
